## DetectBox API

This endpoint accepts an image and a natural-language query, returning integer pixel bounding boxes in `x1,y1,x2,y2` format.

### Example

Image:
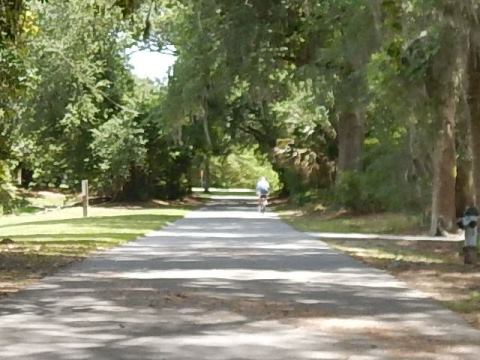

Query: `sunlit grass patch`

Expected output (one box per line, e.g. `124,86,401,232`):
445,292,480,327
277,202,426,235
331,242,446,264
446,292,480,313
11,189,77,215
0,204,190,296
21,190,71,208
0,206,188,256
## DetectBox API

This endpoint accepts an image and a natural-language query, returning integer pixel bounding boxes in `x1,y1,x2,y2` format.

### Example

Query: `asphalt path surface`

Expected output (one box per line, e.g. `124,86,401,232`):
1,198,479,359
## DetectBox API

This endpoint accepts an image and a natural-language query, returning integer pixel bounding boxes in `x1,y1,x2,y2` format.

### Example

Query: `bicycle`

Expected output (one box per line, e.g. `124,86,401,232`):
258,194,268,213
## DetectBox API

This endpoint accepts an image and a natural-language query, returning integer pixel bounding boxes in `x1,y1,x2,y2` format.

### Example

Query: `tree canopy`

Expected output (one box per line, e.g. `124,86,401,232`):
2,0,480,233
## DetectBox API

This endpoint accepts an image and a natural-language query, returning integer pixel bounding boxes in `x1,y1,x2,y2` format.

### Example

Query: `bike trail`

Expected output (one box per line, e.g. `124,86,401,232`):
0,200,479,359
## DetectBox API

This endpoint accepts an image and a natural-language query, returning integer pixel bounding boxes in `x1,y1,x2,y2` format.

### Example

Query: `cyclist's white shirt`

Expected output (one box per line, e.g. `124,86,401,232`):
256,180,270,195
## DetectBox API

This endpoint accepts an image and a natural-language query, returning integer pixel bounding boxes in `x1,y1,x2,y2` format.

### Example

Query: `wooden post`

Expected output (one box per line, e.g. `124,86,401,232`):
81,180,89,217
17,168,22,186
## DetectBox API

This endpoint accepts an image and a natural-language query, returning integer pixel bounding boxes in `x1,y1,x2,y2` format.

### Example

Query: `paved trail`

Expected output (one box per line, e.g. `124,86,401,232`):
1,200,480,359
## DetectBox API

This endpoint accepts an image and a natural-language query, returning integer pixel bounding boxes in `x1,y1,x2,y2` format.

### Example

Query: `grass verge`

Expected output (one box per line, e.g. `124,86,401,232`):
277,203,427,234
0,202,194,297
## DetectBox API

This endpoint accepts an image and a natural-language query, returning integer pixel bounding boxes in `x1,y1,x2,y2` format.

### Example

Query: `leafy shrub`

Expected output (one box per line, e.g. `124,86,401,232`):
335,171,390,213
91,113,147,198
335,143,430,213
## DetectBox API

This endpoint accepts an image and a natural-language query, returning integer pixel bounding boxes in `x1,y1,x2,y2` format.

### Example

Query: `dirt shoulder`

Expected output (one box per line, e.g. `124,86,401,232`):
278,205,480,329
321,238,479,329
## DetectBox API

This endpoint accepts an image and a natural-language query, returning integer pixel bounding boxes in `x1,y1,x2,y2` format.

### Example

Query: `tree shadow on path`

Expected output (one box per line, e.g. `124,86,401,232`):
0,202,479,359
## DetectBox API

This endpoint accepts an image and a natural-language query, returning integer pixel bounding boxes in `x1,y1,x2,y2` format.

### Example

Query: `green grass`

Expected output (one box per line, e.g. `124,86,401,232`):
446,292,480,313
325,239,451,265
21,191,70,208
0,203,193,295
277,204,426,235
0,205,189,256
10,190,77,215
0,204,191,295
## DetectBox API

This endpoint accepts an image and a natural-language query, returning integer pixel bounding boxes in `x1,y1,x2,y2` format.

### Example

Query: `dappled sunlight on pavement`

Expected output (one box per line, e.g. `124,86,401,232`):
0,200,479,359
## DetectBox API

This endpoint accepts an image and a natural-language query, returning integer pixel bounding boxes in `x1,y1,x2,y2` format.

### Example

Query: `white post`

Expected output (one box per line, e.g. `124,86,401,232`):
81,180,89,217
17,168,22,186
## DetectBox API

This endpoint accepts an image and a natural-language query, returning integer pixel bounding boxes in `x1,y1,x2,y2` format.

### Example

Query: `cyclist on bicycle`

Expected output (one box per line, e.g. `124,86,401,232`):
256,176,270,211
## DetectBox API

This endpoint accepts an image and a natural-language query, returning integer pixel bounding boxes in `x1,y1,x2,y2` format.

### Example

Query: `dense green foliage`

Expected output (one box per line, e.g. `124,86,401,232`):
2,0,480,234
208,148,280,191
1,0,195,202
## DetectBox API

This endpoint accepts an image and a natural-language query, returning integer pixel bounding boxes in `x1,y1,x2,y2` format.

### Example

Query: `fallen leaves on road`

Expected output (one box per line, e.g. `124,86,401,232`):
147,290,332,320
325,238,480,329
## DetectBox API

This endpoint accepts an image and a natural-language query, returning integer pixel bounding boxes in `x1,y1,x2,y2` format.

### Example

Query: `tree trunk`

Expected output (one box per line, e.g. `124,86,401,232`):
337,111,364,176
203,156,210,193
467,45,480,207
429,8,467,235
429,34,463,234
456,158,475,218
430,105,457,235
457,81,475,218
117,165,149,201
471,117,480,203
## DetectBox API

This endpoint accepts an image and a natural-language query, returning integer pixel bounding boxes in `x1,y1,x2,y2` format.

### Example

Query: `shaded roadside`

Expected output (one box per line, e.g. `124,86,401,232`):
322,237,480,329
